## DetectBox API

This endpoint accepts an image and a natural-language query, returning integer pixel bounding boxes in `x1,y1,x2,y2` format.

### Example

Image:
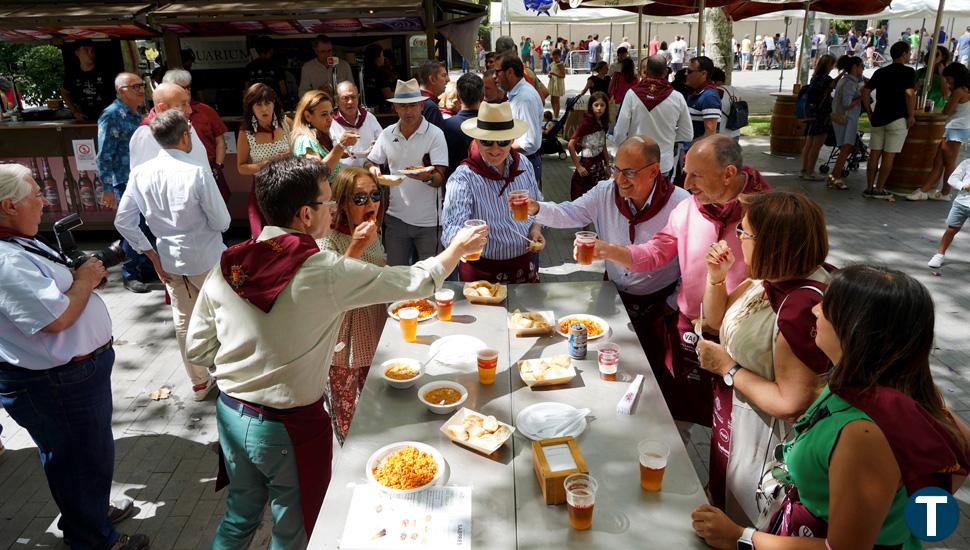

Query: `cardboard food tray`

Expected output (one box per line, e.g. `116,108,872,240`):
508,311,555,337
439,407,515,455
462,282,507,305
517,356,577,387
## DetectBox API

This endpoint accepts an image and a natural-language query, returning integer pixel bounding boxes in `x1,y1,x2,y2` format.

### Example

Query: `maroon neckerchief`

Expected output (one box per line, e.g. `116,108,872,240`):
836,386,970,495
440,106,457,117
333,107,368,130
220,231,320,313
631,77,674,111
421,90,437,101
690,80,723,98
0,227,31,240
141,107,157,126
570,111,607,142
612,175,675,243
316,129,335,153
460,149,525,196
695,166,772,239
763,278,831,374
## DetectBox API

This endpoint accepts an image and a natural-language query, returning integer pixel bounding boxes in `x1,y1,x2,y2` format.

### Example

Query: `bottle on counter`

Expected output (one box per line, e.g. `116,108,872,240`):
78,171,97,212
92,172,105,211
61,165,76,213
40,158,62,214
29,158,41,182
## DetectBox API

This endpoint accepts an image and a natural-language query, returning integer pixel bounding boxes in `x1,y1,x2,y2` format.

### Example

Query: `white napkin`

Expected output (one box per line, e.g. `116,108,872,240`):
616,374,644,416
534,407,591,439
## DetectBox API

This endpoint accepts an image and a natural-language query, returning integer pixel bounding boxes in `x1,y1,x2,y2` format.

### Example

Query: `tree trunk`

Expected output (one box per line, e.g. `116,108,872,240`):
704,7,735,84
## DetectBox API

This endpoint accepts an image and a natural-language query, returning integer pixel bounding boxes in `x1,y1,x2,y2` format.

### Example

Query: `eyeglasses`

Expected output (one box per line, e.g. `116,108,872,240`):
611,162,656,179
351,189,383,206
736,224,756,240
307,199,337,211
121,83,146,91
480,139,512,147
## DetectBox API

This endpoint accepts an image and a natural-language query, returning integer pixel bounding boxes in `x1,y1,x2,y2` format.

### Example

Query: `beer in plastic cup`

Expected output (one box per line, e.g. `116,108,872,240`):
398,307,419,343
597,342,620,381
565,473,597,530
434,288,454,321
575,231,597,265
462,219,487,262
477,348,498,384
638,440,669,492
508,190,530,221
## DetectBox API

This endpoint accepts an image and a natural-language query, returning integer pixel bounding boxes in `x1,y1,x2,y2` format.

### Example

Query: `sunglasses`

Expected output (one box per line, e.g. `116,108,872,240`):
351,189,383,206
736,225,756,240
480,139,512,147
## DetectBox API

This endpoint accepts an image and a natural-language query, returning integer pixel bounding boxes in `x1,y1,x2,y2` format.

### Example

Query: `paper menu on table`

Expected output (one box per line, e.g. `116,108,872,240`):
339,485,471,550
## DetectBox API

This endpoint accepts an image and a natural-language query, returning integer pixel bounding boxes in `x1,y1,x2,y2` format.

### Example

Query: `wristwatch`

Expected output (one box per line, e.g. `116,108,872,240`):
737,526,756,550
723,365,742,387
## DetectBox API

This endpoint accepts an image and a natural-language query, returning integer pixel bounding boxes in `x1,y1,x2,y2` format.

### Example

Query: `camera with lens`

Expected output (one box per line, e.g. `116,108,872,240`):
53,214,126,272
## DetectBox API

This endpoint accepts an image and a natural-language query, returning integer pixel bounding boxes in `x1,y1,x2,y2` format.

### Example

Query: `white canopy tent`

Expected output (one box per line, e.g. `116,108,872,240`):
874,0,970,19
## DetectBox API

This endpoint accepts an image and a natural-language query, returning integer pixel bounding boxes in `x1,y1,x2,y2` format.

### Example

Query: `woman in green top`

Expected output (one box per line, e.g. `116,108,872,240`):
692,265,970,550
916,47,951,112
291,90,357,180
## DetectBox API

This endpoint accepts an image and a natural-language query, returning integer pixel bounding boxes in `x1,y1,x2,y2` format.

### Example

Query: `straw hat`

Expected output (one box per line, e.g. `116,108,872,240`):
461,102,528,141
387,78,426,104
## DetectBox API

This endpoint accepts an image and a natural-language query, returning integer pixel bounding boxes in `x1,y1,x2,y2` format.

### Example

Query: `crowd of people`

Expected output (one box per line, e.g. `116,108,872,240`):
2,28,970,550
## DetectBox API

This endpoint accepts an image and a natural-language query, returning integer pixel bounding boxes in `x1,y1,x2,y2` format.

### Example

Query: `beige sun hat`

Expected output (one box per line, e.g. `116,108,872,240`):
387,78,426,104
460,102,528,141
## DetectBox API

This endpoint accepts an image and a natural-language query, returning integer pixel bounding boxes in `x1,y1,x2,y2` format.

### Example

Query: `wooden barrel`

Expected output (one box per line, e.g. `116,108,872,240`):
886,112,947,194
769,93,806,156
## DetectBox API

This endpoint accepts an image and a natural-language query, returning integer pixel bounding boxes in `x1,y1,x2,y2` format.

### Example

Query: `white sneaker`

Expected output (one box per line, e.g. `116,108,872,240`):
928,254,945,268
192,378,217,401
929,191,953,201
905,189,928,201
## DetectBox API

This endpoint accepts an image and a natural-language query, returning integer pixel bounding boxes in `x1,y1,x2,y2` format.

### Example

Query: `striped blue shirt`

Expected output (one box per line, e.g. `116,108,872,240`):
687,87,722,143
441,157,543,260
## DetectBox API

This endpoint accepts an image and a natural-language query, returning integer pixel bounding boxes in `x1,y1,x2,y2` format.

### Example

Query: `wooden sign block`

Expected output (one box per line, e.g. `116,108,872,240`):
532,436,588,505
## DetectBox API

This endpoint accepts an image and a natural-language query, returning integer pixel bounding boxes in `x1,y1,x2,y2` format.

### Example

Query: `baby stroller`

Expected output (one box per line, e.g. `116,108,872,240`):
539,96,580,159
818,128,869,178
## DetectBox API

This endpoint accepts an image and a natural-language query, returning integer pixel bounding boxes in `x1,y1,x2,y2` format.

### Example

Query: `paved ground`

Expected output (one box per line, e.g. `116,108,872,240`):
2,133,970,548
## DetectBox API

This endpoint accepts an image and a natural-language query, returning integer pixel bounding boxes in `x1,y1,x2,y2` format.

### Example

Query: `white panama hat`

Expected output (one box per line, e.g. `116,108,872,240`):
460,102,528,141
387,78,426,104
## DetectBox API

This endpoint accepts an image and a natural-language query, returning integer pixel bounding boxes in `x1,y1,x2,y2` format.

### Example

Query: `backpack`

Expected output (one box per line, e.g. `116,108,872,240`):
719,86,749,130
795,83,824,119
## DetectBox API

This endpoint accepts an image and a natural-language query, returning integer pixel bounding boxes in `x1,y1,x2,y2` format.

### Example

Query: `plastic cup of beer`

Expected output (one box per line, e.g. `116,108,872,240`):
398,307,419,343
508,190,530,222
638,440,670,492
477,348,498,385
575,231,597,265
462,219,487,262
564,473,598,530
434,288,454,321
597,342,620,381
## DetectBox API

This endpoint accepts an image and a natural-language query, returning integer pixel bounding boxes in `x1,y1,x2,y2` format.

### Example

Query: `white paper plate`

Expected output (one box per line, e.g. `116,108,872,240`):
396,166,435,175
515,402,587,441
428,335,487,368
440,407,515,455
554,314,611,340
387,299,437,322
365,441,445,494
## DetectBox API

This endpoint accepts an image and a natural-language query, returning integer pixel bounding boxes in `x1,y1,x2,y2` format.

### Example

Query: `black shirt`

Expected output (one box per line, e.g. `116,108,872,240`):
588,75,611,96
422,96,445,129
865,62,916,127
63,68,115,119
246,58,284,96
362,67,393,108
441,108,478,177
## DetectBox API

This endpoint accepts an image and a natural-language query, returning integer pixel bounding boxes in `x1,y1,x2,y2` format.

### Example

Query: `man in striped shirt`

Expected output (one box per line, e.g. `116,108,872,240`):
441,102,545,283
685,56,722,145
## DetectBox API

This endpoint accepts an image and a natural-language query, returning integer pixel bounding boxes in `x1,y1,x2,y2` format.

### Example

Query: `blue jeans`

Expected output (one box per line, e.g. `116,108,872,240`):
112,185,155,281
0,350,118,550
542,53,551,73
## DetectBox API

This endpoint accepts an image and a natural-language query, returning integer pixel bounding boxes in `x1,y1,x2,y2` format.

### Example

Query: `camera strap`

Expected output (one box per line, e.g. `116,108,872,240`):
0,236,71,267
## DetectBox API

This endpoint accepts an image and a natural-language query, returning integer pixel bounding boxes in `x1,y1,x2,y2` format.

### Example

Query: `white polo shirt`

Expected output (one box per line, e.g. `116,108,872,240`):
329,109,384,168
368,119,448,227
129,124,209,172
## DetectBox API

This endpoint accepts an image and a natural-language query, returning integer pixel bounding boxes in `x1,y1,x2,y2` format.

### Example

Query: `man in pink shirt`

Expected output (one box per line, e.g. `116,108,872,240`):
590,135,771,429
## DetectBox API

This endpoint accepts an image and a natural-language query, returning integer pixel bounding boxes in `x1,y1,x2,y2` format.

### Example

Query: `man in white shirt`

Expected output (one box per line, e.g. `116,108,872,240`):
115,110,229,401
527,136,689,377
497,55,545,183
613,56,693,177
602,36,614,65
329,81,383,168
186,156,486,550
298,34,354,96
129,83,208,171
588,35,602,70
366,79,448,266
670,36,688,72
764,34,776,68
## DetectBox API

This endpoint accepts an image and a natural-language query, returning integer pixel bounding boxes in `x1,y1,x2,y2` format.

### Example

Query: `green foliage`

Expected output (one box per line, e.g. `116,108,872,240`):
3,44,65,105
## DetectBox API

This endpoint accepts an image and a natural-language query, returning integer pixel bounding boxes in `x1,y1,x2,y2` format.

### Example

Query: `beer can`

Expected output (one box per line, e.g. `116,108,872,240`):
568,323,588,359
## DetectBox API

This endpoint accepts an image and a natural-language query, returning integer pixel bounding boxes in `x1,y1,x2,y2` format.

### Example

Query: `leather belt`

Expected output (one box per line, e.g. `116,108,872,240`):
0,338,113,372
219,391,313,421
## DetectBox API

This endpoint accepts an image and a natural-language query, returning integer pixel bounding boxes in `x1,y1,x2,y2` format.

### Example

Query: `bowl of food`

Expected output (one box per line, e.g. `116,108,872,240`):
509,309,554,337
388,298,437,321
518,354,576,387
380,358,423,389
366,441,445,494
462,281,507,305
417,381,468,415
555,314,610,340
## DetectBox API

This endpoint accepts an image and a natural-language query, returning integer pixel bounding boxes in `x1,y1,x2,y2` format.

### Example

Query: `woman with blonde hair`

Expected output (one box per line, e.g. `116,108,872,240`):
438,81,460,118
291,89,358,180
317,166,385,443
